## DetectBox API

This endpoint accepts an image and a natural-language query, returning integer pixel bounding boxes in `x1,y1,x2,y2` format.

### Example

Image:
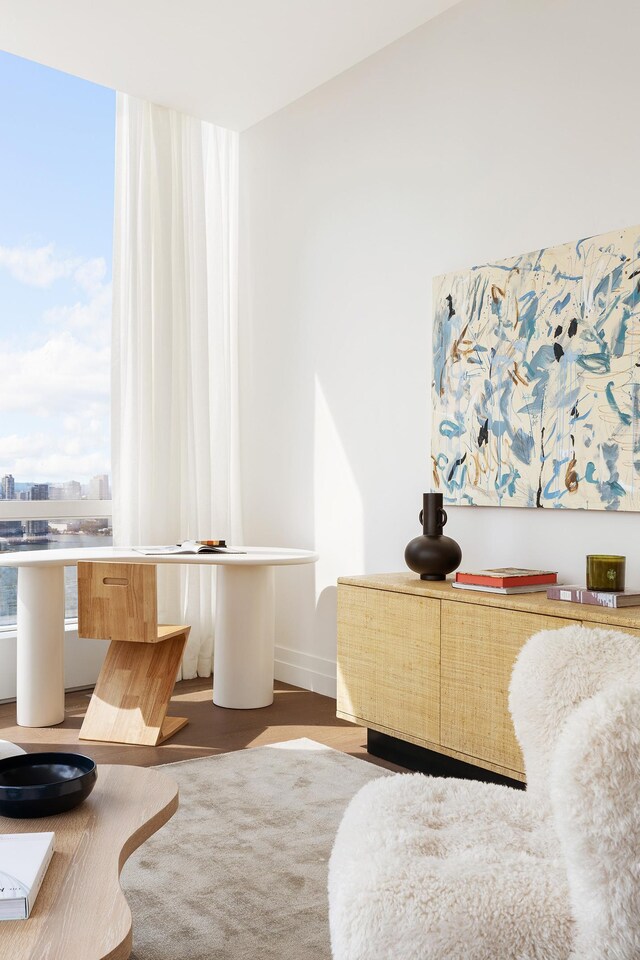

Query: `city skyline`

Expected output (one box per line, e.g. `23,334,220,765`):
0,471,111,499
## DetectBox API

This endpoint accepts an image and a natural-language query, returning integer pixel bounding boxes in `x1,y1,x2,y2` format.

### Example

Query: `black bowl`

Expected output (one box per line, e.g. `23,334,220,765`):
0,752,97,818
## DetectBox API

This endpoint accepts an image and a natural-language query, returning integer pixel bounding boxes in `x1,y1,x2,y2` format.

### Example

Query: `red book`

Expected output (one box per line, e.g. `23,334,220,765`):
455,568,557,588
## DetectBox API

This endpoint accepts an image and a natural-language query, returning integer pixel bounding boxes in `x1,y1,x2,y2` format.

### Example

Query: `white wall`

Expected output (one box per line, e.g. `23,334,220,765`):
239,0,640,697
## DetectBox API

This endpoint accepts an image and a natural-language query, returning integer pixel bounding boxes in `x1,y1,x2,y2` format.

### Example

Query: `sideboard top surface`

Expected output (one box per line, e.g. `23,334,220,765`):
337,574,640,630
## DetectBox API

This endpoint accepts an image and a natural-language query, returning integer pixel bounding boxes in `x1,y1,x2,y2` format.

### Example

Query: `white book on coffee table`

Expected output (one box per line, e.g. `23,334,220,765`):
0,832,55,920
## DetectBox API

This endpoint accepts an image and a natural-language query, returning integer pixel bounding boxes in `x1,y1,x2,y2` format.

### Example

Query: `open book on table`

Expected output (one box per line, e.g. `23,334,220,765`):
134,540,246,555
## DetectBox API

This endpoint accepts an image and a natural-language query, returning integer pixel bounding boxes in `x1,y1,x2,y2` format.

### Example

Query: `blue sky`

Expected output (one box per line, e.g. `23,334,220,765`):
0,52,115,486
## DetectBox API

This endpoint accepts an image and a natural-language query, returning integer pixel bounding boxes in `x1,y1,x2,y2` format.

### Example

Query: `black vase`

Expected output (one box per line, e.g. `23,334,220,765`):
404,493,462,581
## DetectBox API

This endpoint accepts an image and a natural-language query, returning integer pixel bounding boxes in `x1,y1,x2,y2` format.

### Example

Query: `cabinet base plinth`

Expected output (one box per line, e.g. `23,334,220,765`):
367,730,525,789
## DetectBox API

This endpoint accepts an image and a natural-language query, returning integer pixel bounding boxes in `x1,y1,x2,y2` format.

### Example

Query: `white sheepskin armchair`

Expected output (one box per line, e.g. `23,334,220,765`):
328,625,640,960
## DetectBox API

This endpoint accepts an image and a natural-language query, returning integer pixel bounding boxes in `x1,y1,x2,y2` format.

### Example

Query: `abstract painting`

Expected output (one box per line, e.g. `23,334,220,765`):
432,225,640,510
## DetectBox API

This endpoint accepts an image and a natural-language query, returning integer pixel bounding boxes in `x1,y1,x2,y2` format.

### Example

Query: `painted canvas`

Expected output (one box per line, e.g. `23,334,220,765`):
432,225,640,510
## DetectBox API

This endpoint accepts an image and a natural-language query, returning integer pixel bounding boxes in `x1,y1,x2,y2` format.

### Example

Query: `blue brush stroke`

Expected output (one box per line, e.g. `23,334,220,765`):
599,442,624,509
623,281,639,308
432,293,452,399
439,418,465,438
576,351,610,374
517,291,539,342
593,263,624,305
552,293,571,315
611,309,629,359
555,272,582,282
542,457,571,501
442,457,468,493
495,466,521,498
511,429,535,465
605,381,631,426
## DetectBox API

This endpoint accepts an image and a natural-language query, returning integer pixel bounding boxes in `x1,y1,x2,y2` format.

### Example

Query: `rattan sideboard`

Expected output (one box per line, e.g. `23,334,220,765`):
337,574,640,782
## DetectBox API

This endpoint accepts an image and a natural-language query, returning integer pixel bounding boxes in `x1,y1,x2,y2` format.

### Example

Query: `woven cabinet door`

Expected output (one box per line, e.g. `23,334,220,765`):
441,601,573,776
337,584,440,744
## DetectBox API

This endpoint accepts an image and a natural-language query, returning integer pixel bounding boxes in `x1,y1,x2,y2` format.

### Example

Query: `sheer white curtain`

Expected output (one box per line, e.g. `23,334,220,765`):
111,94,242,678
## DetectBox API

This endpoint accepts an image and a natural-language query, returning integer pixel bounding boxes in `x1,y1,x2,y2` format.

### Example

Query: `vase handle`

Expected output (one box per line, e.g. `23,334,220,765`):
420,507,448,529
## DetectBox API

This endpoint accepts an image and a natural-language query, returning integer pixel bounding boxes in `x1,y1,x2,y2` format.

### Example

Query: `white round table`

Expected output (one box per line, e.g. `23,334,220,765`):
0,546,318,726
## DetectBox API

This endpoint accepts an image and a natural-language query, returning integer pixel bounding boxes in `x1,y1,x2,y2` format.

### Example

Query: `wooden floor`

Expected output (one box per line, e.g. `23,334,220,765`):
0,679,404,772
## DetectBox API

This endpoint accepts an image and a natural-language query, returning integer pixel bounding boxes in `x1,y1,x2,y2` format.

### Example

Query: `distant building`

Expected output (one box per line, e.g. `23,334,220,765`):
66,480,81,499
89,474,111,500
1,474,15,500
25,519,48,536
25,483,49,537
49,480,82,500
0,520,23,538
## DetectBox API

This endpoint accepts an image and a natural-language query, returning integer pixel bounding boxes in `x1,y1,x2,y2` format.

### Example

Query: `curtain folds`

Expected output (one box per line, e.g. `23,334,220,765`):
111,94,241,678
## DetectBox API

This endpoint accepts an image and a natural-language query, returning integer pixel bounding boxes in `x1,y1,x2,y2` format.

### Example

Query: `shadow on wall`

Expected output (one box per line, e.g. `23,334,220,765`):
316,585,337,650
273,565,337,696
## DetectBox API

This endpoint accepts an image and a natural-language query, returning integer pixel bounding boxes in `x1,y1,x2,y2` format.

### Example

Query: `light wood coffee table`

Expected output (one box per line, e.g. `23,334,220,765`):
0,764,178,960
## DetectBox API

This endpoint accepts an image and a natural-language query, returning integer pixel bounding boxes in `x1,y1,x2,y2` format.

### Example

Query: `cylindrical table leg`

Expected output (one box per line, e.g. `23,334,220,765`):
16,566,66,726
214,565,275,709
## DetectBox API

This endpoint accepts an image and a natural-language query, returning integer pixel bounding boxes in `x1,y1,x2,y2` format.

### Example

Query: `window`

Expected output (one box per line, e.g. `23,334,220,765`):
0,53,115,624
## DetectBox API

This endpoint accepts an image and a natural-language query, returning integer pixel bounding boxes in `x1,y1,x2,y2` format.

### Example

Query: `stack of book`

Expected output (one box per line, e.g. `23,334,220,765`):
547,584,640,608
452,568,558,595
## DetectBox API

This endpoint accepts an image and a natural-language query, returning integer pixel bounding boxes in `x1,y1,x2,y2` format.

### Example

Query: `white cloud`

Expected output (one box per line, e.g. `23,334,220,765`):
72,257,107,296
0,331,110,415
0,244,109,299
0,416,110,483
4,448,110,484
0,243,82,288
0,242,112,483
62,410,106,436
43,282,111,348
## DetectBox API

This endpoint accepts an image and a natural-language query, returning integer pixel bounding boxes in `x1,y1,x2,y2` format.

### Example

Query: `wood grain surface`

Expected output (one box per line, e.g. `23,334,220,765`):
0,764,178,960
79,631,189,746
78,562,159,645
0,678,403,772
338,573,640,629
78,561,189,746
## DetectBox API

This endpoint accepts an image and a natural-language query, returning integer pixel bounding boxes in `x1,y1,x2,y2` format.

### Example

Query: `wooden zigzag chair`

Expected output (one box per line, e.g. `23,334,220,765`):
77,561,190,746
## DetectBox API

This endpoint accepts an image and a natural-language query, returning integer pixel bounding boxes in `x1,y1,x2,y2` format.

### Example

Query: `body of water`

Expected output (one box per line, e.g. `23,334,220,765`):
0,534,112,626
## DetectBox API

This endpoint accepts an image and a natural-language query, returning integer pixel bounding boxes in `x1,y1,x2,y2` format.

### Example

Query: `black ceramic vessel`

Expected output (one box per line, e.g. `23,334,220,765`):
405,492,462,581
0,752,97,818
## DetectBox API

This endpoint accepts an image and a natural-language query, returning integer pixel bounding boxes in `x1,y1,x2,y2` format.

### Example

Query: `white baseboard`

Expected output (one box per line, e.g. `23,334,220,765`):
1,631,337,703
274,645,337,699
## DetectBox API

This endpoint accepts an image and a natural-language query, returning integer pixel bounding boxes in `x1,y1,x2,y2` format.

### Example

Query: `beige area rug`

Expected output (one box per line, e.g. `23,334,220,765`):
122,738,389,960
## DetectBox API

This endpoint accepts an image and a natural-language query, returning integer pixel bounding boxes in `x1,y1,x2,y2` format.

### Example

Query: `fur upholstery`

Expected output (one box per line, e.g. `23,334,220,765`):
551,683,640,960
328,625,640,960
329,774,572,960
509,625,640,809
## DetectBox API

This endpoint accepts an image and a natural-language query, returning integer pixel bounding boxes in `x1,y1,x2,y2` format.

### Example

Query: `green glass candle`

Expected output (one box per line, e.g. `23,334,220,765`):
586,555,625,592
